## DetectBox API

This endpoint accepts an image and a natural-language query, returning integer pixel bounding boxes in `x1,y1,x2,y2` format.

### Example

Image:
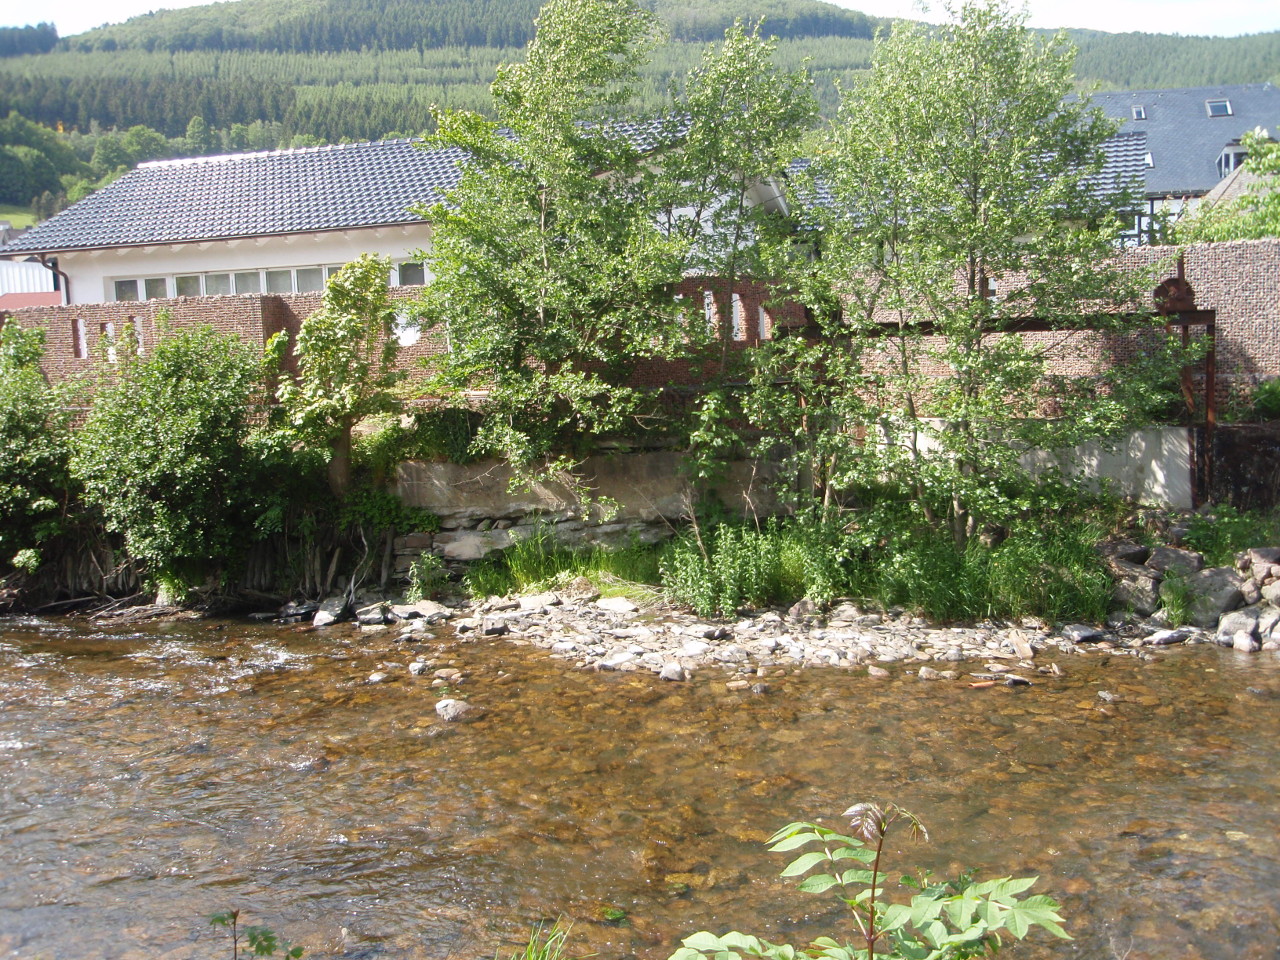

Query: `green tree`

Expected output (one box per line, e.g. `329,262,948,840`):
183,115,218,154
416,0,814,472
276,254,405,498
0,322,74,571
776,0,1175,548
415,0,687,469
71,322,267,598
1179,128,1280,241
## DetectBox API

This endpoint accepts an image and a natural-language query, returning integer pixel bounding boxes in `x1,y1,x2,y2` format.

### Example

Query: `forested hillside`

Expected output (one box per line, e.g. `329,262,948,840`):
0,0,1277,214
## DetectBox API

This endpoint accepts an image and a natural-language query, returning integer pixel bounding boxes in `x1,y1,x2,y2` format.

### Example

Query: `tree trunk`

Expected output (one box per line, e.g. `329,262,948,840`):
328,426,352,499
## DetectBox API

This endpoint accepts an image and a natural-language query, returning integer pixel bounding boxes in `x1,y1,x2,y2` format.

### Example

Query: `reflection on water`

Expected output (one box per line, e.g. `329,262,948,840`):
1,614,1279,960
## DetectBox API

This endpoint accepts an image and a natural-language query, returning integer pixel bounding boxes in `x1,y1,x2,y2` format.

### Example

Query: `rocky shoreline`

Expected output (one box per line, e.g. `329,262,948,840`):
286,575,1249,701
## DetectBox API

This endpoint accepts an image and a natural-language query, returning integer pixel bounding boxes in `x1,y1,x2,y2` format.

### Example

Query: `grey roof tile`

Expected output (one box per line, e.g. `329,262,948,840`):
1089,83,1280,197
2,138,465,256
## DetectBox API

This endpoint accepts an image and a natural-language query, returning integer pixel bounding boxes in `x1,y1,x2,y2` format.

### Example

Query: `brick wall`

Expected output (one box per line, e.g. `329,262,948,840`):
5,243,1276,404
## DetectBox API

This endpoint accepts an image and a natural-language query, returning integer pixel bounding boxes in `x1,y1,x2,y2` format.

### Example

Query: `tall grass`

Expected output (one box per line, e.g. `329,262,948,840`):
463,525,662,599
662,512,1114,622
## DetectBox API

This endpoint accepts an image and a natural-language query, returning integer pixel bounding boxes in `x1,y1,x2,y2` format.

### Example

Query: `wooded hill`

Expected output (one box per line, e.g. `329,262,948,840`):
0,0,1276,142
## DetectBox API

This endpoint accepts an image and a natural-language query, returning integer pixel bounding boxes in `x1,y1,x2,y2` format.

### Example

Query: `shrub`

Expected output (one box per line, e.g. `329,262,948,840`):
0,321,75,570
72,322,267,596
1181,504,1280,567
1253,379,1280,421
670,802,1068,960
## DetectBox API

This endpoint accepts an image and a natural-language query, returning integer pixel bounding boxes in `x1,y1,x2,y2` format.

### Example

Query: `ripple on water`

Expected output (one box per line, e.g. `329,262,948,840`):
1,618,1279,960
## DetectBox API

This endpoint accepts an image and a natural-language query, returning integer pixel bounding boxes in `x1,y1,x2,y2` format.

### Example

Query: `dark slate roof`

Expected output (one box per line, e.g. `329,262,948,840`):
1089,83,1280,198
0,118,687,258
1,138,465,256
785,131,1147,216
1083,131,1148,200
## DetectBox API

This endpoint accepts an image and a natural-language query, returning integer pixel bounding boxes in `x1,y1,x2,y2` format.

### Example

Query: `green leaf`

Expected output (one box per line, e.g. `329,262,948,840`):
781,851,832,877
768,831,823,852
795,874,839,894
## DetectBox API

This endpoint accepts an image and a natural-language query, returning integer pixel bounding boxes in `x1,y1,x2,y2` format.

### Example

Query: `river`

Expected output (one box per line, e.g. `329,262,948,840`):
1,614,1277,960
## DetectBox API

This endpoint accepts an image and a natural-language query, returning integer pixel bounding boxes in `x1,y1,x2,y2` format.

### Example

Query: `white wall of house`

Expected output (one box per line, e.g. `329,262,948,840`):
56,222,435,305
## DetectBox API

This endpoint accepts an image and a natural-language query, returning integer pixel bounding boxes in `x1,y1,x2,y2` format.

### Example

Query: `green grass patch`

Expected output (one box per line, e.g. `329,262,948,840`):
0,205,36,229
462,525,663,601
1181,504,1280,567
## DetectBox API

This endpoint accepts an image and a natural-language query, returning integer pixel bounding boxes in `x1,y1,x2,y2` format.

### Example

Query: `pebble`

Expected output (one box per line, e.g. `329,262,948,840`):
435,698,484,722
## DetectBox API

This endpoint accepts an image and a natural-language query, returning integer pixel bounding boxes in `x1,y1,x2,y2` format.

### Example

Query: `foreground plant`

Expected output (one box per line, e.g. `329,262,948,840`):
210,909,303,959
670,802,1068,960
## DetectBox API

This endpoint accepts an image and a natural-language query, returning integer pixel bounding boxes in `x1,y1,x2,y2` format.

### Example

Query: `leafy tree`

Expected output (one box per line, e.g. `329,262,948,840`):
0,322,74,571
415,0,687,469
1179,129,1280,241
416,0,814,472
183,115,218,154
276,253,405,498
71,322,267,597
775,0,1176,548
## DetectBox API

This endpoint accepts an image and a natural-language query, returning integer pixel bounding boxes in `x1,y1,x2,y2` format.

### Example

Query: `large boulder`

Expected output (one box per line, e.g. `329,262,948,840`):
313,595,350,627
1164,566,1244,629
1146,546,1205,577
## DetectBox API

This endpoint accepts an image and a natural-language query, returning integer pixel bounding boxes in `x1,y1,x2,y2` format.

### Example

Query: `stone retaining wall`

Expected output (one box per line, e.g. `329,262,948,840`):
390,451,783,572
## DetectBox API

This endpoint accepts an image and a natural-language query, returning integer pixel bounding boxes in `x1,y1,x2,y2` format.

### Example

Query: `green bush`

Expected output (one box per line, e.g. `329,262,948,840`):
1253,379,1280,421
670,803,1068,960
71,322,267,595
463,525,662,599
0,322,75,570
1181,504,1280,567
660,509,1113,623
660,516,847,617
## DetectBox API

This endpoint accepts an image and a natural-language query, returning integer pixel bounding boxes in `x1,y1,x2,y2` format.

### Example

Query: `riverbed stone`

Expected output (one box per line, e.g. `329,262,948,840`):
1217,607,1260,645
596,596,639,615
313,596,349,627
1113,576,1162,616
390,600,450,622
356,602,390,625
435,698,484,722
1234,632,1262,652
659,662,687,681
1062,623,1107,643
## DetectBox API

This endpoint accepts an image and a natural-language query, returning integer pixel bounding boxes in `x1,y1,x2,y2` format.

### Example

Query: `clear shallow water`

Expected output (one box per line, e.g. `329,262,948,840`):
1,615,1279,960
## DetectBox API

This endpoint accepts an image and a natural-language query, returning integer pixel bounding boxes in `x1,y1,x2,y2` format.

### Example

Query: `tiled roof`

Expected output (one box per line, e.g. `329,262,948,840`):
1,138,464,256
0,118,687,258
786,131,1147,216
1089,83,1280,198
1084,131,1149,200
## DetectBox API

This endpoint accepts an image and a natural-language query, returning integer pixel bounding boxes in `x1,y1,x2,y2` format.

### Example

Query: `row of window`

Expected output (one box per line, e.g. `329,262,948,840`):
110,261,427,302
71,317,145,361
1130,99,1233,122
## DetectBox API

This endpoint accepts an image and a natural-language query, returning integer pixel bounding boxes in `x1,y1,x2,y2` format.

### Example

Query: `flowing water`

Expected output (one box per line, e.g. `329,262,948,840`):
1,614,1279,960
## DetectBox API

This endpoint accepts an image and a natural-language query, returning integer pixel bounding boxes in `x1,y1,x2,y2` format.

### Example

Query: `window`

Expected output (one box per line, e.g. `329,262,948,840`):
133,317,145,355
704,290,718,333
143,278,167,300
1218,143,1248,178
72,318,87,359
100,321,117,363
265,269,294,293
296,268,324,292
1144,152,1154,167
1206,99,1232,117
1131,105,1146,120
114,279,139,302
730,293,745,340
205,273,231,296
176,275,202,297
393,309,420,347
758,304,769,340
234,271,261,294
398,261,426,286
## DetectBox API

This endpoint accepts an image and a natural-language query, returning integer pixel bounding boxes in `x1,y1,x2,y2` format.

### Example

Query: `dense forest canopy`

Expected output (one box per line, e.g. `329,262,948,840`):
58,0,879,53
0,0,1277,213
